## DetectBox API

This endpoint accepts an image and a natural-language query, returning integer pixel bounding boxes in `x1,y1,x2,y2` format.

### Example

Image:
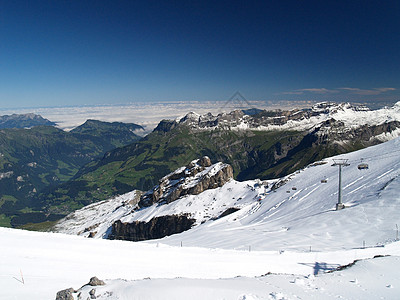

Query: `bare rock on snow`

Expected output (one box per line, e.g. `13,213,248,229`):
110,214,196,242
88,276,105,286
55,288,75,300
139,156,233,208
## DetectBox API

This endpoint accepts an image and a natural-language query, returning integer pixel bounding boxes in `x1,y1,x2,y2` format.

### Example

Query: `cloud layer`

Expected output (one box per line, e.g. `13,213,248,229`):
283,87,396,96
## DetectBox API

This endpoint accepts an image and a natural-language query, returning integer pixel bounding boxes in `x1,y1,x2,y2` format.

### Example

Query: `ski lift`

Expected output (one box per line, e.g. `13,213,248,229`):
357,158,369,170
358,163,369,170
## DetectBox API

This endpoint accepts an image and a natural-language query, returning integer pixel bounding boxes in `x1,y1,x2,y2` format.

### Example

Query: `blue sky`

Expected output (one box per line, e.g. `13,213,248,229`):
0,1,399,108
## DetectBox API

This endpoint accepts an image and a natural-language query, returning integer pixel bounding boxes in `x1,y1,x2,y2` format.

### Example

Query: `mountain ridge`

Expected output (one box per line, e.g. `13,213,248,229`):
42,102,400,215
0,113,56,129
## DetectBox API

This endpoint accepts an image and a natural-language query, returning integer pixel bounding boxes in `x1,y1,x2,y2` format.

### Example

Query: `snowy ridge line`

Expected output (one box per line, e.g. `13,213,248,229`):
174,101,400,134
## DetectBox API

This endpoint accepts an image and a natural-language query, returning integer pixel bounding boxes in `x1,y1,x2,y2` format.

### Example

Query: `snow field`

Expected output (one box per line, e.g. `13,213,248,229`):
1,227,399,299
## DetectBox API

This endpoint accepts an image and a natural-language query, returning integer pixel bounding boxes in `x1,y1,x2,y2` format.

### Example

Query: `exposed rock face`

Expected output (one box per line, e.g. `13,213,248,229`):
109,157,233,242
110,214,196,241
152,102,400,140
55,288,75,300
313,120,400,145
153,102,377,132
138,156,233,208
88,276,105,286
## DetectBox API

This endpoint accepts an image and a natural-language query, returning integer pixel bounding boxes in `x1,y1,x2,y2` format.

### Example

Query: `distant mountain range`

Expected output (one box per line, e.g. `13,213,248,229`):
0,113,56,129
1,103,400,230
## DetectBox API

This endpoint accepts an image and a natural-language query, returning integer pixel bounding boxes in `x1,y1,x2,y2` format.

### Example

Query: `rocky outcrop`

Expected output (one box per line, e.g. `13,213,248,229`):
138,156,233,208
109,157,233,241
110,214,196,241
88,276,105,286
55,288,75,300
55,277,106,300
314,120,400,145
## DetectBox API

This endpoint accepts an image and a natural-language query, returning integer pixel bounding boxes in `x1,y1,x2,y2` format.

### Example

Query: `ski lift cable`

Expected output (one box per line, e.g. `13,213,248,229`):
346,148,400,164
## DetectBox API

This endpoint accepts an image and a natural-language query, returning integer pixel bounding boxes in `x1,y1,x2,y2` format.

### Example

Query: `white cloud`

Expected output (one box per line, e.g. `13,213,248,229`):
283,87,396,96
301,88,339,94
338,87,396,95
281,91,304,95
282,88,339,95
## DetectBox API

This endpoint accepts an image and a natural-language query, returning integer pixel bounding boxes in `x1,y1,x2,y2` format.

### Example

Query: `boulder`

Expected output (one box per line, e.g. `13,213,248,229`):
55,288,75,300
88,276,105,286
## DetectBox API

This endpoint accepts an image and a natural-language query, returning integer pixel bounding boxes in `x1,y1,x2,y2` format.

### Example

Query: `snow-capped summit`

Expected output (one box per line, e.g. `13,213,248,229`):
166,102,400,138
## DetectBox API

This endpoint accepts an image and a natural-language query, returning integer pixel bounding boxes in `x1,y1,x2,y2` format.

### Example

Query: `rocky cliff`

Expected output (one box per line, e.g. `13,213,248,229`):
110,214,196,241
154,102,400,135
110,157,234,241
138,156,234,207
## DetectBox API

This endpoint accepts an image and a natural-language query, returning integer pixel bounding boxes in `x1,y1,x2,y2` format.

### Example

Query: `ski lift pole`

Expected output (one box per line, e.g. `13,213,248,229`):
332,159,350,210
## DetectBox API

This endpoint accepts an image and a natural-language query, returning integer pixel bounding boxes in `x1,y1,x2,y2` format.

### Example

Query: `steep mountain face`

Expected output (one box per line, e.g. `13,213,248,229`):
138,156,233,208
110,215,196,242
70,119,144,148
53,157,234,241
45,102,400,214
0,120,142,228
0,113,56,129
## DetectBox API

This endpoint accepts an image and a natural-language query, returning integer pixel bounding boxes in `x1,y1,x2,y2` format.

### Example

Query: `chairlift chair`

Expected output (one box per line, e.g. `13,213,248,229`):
357,163,369,170
358,158,368,170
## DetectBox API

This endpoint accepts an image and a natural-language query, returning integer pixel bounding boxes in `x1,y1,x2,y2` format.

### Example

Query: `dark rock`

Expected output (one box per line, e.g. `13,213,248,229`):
110,214,196,242
88,276,105,286
198,156,212,167
89,288,96,299
55,288,75,300
215,207,240,219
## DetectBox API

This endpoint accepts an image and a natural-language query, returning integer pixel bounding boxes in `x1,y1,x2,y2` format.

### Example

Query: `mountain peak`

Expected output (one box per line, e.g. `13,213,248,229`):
0,113,55,129
153,102,400,135
139,156,233,208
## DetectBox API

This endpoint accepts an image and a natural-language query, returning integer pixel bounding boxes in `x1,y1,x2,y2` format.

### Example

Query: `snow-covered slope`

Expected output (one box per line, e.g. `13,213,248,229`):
1,226,399,299
55,137,400,253
157,137,400,251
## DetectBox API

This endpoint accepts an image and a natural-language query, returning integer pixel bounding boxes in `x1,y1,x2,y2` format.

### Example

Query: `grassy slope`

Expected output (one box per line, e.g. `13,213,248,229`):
0,122,142,227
